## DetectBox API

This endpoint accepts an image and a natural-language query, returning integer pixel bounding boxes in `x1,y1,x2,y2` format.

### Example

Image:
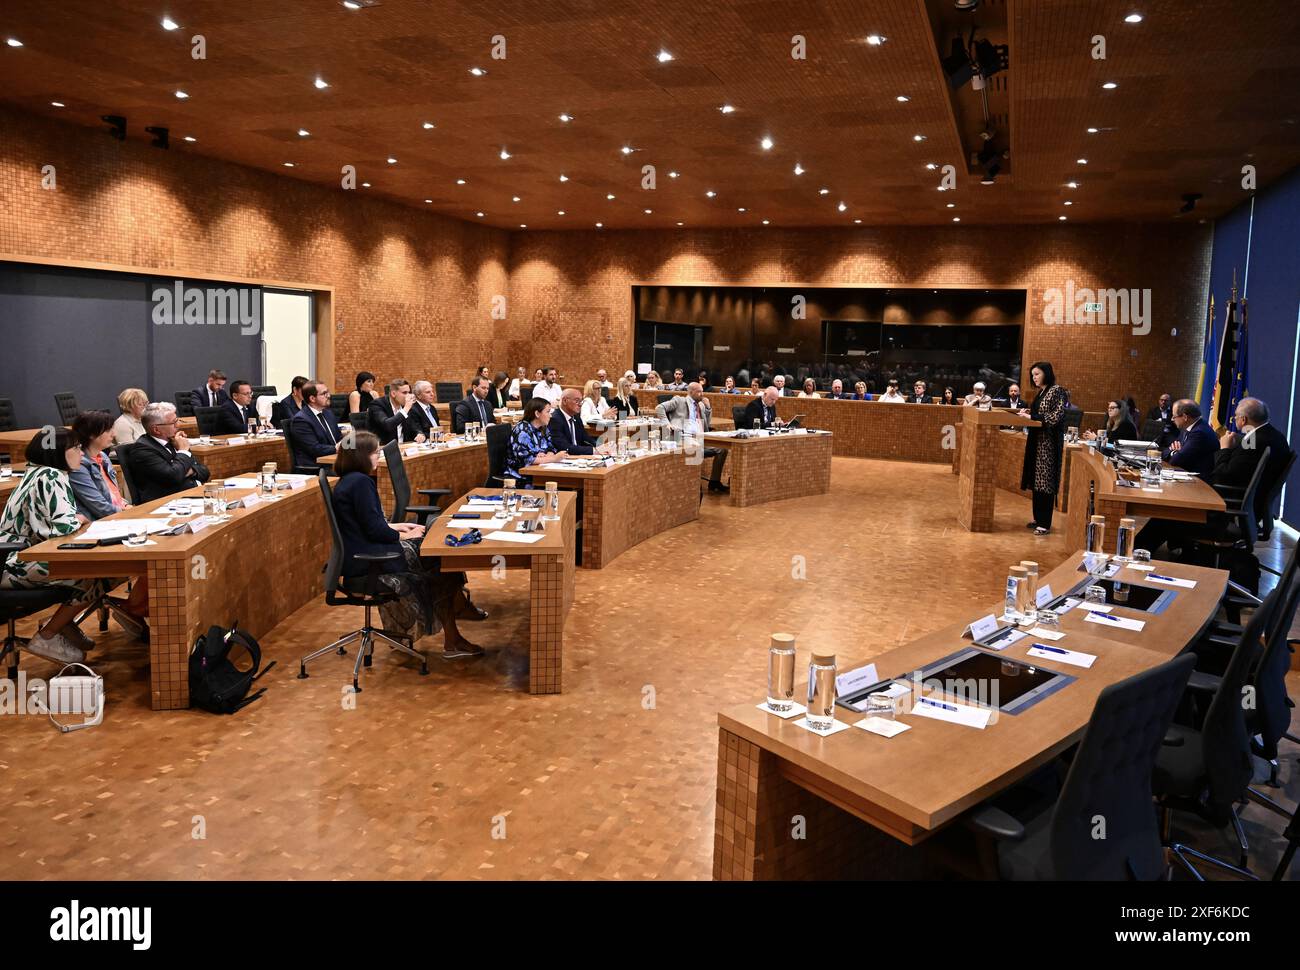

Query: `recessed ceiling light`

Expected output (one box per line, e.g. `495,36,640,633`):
387,157,396,164
668,171,679,178
738,207,746,212
5,38,23,48
342,0,363,8
946,203,955,208
476,211,484,217
676,222,683,226
925,163,937,170
422,121,435,129
818,188,829,195
896,95,910,102
51,101,64,107
456,178,466,185
1059,215,1067,221
558,174,569,182
953,217,960,222
559,113,573,122
866,34,885,46
793,163,804,175
762,219,770,225
283,162,295,167
469,67,486,76
760,136,774,150
705,190,716,198
912,134,926,142
1064,200,1073,205
937,185,948,192
854,219,862,224
500,148,511,160
837,202,846,212
361,182,370,187
314,77,329,89
161,17,181,30
519,224,526,228
512,196,521,202
174,90,189,99
1067,181,1078,189
656,49,674,63
1077,158,1088,164
607,193,616,200
621,146,633,154
719,104,735,114
1087,127,1099,133
424,199,432,204
297,128,310,137
596,222,603,228
1124,13,1143,23
558,210,565,215
1102,81,1118,90
183,135,196,142
644,208,652,214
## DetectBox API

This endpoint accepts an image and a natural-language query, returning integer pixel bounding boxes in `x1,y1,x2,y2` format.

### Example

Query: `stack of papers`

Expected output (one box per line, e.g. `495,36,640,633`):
83,518,176,541
151,498,205,516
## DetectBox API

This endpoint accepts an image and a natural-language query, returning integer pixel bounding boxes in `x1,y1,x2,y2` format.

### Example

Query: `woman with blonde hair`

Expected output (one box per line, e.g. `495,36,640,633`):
113,387,148,444
642,371,663,390
580,380,615,423
609,377,639,418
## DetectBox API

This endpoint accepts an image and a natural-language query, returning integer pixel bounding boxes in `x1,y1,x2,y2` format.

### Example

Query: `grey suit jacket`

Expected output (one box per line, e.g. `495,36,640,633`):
655,395,712,434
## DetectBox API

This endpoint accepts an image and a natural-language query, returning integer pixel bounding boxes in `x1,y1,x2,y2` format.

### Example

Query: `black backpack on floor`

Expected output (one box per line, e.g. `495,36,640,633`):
189,621,275,714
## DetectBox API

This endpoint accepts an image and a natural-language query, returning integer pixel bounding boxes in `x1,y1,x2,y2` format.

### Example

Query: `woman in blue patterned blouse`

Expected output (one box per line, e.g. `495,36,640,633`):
505,398,567,485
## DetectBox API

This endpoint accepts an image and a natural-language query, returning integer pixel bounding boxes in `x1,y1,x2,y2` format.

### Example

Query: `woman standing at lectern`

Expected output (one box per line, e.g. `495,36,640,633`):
1019,361,1067,536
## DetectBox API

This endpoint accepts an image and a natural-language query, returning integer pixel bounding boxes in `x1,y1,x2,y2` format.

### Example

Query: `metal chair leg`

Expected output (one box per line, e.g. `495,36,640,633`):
1246,787,1294,820
373,631,429,675
298,629,363,679
1230,805,1250,868
1170,843,1260,881
352,631,371,691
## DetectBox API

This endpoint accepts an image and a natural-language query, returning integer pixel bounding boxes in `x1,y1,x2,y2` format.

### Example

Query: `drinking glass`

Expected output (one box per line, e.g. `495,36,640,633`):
806,653,837,732
766,634,796,712
125,527,148,547
1084,585,1107,607
1035,611,1061,634
866,692,895,722
1133,548,1152,564
543,481,560,521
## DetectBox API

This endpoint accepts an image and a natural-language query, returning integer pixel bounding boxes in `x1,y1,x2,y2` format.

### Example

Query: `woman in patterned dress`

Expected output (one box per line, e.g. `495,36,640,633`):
1018,361,1068,536
0,428,112,663
504,398,568,487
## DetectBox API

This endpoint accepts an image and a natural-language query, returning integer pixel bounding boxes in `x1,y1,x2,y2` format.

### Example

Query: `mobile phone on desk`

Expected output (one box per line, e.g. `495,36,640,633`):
57,541,98,550
451,512,481,519
95,536,127,546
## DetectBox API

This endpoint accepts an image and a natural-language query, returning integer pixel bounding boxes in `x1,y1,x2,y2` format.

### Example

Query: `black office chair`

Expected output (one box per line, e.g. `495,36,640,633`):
1190,446,1271,571
1139,418,1165,442
194,405,224,437
1063,404,1084,432
1257,450,1295,544
280,419,323,476
382,440,449,526
252,385,277,399
657,393,676,408
297,471,427,692
449,400,468,435
53,392,79,426
484,422,511,488
270,400,288,428
967,653,1195,880
732,405,748,428
435,382,463,404
0,397,15,433
173,391,195,419
328,393,350,424
1153,581,1284,880
349,411,370,433
0,541,85,681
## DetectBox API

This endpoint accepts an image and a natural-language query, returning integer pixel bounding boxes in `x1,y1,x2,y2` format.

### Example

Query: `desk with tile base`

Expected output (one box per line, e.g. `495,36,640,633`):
702,430,833,507
188,433,294,482
19,481,329,710
420,488,576,694
318,438,488,517
521,449,699,569
712,551,1226,879
956,409,1040,532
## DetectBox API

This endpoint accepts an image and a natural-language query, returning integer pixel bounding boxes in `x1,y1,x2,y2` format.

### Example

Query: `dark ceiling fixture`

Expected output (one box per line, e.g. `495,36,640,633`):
101,114,126,141
1178,193,1202,214
954,0,982,9
145,125,169,149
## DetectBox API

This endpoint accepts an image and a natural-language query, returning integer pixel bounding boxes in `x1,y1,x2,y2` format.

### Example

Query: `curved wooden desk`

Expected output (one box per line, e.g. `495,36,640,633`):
702,430,833,507
189,433,294,482
712,550,1228,879
317,438,488,517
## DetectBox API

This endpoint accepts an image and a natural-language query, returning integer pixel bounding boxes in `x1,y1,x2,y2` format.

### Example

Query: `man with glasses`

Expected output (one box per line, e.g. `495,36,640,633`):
131,401,212,503
290,381,344,469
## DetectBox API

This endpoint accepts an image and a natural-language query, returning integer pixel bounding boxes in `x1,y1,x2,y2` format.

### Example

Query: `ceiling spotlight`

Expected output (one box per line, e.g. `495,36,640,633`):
896,95,910,102
1124,13,1144,23
837,202,847,212
953,216,961,222
6,38,24,47
1064,200,1073,206
656,49,674,63
476,211,484,217
424,199,432,204
946,203,955,208
668,171,679,178
343,0,363,8
361,182,370,187
793,163,804,175
705,190,715,198
1066,181,1078,189
422,121,435,129
558,113,574,123
818,188,829,195
51,101,64,107
1102,81,1118,89
558,174,569,182
596,222,603,228
297,128,310,137
456,178,466,185
912,134,926,142
101,114,126,140
621,146,633,154
738,207,746,212
519,224,526,228
854,219,862,224
386,157,397,164
283,162,295,167
161,17,181,30
174,90,189,99
1059,216,1067,221
760,136,773,150
677,222,684,226
719,104,735,114
558,210,565,215
607,193,616,200
925,163,937,170
866,34,886,45
512,196,521,202
183,135,196,142
762,219,770,225
500,148,511,160
1077,158,1088,164
1087,127,1099,133
314,77,329,89
469,67,487,76
644,208,652,214
145,125,169,149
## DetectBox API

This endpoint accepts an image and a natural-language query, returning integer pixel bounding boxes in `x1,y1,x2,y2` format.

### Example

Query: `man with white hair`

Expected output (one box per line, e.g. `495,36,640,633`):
407,380,442,439
596,368,613,390
741,386,783,430
131,401,212,503
772,374,788,396
964,382,992,407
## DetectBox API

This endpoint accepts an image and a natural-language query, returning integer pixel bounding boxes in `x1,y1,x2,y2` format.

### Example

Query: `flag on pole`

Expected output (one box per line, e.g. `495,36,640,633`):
1226,299,1250,433
1209,296,1240,433
1194,293,1217,415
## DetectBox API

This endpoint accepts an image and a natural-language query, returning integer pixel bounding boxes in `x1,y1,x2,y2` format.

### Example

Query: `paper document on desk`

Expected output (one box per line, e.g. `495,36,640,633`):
484,530,544,544
908,696,992,729
1144,573,1196,589
1084,611,1145,632
223,478,262,489
150,499,205,515
1027,645,1096,668
83,518,176,540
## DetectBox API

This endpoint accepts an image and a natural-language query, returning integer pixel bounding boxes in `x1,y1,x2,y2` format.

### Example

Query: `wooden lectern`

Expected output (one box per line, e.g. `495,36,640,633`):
956,408,1040,532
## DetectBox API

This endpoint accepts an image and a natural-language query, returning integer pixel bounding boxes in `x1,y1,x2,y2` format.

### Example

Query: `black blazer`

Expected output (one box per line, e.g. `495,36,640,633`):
909,394,930,404
1106,418,1138,442
191,385,231,411
407,400,440,439
332,471,404,578
548,409,598,455
609,393,639,417
452,394,496,434
487,385,508,410
130,434,212,503
367,397,417,445
1210,423,1290,494
290,407,342,468
741,397,778,429
214,398,255,435
1164,419,1219,477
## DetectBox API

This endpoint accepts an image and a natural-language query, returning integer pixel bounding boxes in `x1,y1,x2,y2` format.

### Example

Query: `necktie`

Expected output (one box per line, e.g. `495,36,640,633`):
318,410,335,443
479,399,488,425
571,417,578,444
209,389,216,407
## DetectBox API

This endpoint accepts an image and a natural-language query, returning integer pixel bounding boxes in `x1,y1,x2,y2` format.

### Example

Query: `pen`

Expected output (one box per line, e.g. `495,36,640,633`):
1032,643,1068,654
1088,610,1121,622
919,697,958,712
1148,573,1177,582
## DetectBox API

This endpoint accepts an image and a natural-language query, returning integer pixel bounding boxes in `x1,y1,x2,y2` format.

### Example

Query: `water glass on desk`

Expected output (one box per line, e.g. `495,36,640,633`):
866,692,895,721
125,526,148,547
806,653,838,731
501,479,517,517
543,481,560,521
766,633,796,712
1084,585,1107,608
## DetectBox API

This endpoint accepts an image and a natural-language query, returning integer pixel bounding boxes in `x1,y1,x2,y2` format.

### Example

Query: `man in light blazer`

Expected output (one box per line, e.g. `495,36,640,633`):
656,383,727,492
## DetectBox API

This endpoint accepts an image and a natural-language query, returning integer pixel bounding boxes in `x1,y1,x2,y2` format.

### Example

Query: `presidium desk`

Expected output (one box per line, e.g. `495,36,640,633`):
713,550,1227,879
522,448,698,569
317,437,489,516
702,429,833,507
420,488,577,694
956,408,1039,532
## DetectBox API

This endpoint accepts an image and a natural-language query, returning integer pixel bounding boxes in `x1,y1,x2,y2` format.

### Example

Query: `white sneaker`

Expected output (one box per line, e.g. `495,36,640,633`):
24,632,87,665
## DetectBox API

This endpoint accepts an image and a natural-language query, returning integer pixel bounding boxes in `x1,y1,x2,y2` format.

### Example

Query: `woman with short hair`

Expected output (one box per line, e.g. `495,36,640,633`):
348,372,377,415
798,378,821,398
853,381,870,400
113,387,148,444
580,380,614,423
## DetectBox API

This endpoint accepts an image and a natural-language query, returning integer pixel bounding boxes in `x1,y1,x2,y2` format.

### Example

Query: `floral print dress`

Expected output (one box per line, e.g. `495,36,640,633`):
1020,384,1068,495
0,465,109,597
504,421,555,485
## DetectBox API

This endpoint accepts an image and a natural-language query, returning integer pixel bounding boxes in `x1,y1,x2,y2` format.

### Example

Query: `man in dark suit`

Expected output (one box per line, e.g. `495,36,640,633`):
407,380,441,440
549,388,604,456
741,387,782,430
452,376,497,434
825,379,851,400
290,381,342,468
367,378,419,445
213,380,257,435
277,375,308,423
131,402,212,502
909,380,931,404
190,369,230,411
1144,392,1175,446
1163,399,1219,477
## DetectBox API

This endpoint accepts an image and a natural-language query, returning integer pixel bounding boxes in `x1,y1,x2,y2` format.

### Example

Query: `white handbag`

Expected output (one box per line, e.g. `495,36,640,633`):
29,662,105,733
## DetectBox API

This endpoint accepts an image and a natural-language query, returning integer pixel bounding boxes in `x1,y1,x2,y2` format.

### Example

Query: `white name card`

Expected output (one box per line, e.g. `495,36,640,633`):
227,436,247,446
776,346,795,354
241,493,261,509
1036,584,1053,607
713,345,731,352
186,516,211,534
835,663,879,697
965,614,1000,641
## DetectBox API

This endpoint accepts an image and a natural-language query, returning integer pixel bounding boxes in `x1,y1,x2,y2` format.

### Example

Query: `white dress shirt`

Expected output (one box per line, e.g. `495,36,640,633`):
532,381,564,406
580,398,607,423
